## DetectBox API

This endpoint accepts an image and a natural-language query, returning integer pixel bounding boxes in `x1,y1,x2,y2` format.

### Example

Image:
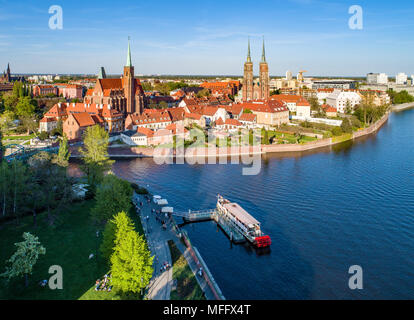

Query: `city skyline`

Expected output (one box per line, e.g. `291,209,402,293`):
1,0,414,76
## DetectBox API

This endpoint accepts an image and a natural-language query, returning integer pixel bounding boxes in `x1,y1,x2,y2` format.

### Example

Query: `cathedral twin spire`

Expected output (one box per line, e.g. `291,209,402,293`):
246,37,266,64
243,36,269,101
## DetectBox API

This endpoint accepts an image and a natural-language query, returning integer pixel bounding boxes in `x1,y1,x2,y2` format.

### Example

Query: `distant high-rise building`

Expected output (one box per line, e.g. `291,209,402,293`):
367,73,388,85
367,73,379,84
285,70,292,81
396,73,408,85
377,73,388,84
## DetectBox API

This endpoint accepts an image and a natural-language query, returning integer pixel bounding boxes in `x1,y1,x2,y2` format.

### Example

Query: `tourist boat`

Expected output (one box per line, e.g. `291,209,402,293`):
216,195,271,248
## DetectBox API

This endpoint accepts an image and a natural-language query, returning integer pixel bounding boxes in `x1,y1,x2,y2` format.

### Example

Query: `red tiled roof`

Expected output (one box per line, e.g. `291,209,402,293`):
215,118,224,125
71,112,97,127
40,117,57,123
239,113,257,122
131,110,172,125
137,127,154,138
167,107,185,122
225,118,242,126
165,123,188,134
185,112,202,120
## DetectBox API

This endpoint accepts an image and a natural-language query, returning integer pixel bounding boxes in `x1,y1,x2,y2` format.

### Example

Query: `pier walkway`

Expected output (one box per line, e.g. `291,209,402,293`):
173,209,245,243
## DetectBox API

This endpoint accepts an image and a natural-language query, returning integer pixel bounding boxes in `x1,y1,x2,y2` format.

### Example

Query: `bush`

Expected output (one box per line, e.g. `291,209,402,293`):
350,116,362,128
340,118,353,134
38,131,49,140
331,127,343,136
131,183,149,195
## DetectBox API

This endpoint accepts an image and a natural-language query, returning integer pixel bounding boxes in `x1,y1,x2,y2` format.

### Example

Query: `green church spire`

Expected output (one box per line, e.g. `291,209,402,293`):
261,36,266,63
126,37,132,67
247,37,252,63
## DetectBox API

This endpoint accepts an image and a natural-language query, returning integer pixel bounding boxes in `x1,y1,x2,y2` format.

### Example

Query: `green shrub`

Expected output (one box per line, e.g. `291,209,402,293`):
340,118,353,134
331,127,343,136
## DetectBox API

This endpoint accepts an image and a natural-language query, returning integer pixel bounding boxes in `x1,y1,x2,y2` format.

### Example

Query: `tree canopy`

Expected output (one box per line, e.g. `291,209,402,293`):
110,211,153,294
79,125,114,186
1,232,46,287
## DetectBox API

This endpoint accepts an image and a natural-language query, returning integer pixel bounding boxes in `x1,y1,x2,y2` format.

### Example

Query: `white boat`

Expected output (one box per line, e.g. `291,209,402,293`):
216,195,271,248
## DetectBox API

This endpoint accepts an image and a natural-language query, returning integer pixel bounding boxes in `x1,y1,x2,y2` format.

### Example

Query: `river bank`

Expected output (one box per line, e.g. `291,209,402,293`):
391,102,414,112
69,112,389,159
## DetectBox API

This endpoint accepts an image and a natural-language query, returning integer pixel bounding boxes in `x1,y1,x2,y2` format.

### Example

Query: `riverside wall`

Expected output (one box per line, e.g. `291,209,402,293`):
69,113,389,158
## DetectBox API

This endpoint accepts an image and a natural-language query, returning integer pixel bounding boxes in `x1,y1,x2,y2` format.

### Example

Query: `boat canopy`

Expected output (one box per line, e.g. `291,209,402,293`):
161,207,174,213
223,202,260,227
157,199,168,206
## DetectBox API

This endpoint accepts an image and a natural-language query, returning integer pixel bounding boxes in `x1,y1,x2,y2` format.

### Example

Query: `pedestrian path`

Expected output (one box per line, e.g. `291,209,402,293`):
134,193,220,300
133,194,173,300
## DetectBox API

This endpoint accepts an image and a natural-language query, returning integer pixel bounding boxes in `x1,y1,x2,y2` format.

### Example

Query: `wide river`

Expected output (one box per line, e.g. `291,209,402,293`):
81,110,414,299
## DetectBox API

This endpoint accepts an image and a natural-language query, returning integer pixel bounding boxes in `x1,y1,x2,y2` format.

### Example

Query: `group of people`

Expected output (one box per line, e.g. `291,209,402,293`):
160,261,171,273
95,274,112,292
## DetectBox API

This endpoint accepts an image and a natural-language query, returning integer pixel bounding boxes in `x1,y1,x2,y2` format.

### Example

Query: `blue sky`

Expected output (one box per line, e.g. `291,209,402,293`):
1,0,414,76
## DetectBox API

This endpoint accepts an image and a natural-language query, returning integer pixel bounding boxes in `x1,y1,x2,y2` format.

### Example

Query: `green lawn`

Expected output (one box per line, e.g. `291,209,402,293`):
268,131,317,144
3,134,35,141
0,199,145,300
168,240,205,300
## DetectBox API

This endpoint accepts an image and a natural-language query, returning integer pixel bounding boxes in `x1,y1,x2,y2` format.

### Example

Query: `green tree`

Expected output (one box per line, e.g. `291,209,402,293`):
79,125,114,187
27,152,74,225
91,174,132,224
15,96,36,118
3,92,19,112
53,136,71,167
1,232,46,287
10,161,30,224
261,128,269,145
100,219,117,262
341,118,353,133
110,211,153,294
0,110,15,133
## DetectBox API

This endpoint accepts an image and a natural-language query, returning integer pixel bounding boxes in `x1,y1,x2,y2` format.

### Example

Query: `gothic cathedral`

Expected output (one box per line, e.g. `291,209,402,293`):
242,38,269,102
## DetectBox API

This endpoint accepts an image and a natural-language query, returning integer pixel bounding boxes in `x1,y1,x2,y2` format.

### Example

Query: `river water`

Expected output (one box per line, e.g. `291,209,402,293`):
80,110,414,299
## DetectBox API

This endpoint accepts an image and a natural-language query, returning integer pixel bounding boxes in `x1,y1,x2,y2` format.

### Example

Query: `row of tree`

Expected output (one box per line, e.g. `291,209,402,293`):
0,137,72,226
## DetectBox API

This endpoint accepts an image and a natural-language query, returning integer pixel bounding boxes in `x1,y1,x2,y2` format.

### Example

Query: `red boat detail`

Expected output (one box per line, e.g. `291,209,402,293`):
255,235,271,248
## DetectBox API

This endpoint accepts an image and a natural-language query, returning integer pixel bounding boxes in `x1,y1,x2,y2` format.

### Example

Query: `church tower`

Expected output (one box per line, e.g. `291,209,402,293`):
6,63,11,82
259,38,269,100
123,40,135,114
242,38,254,102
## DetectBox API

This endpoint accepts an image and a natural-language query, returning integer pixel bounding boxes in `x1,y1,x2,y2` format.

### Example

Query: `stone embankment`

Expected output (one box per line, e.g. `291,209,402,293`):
69,113,390,158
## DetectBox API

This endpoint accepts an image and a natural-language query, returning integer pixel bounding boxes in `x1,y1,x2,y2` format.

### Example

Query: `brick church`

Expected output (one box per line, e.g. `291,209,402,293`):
0,63,25,83
84,41,145,114
242,38,270,102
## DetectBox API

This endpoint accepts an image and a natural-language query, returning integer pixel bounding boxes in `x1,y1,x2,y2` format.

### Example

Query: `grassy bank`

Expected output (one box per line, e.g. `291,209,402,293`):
167,240,205,300
0,198,145,300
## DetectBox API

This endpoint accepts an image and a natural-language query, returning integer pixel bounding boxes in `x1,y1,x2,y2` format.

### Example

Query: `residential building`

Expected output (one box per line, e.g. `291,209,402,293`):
124,110,172,131
33,85,59,96
312,79,357,90
396,73,408,85
233,100,289,128
239,113,257,128
326,90,362,113
184,113,206,128
40,102,124,136
322,104,337,117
